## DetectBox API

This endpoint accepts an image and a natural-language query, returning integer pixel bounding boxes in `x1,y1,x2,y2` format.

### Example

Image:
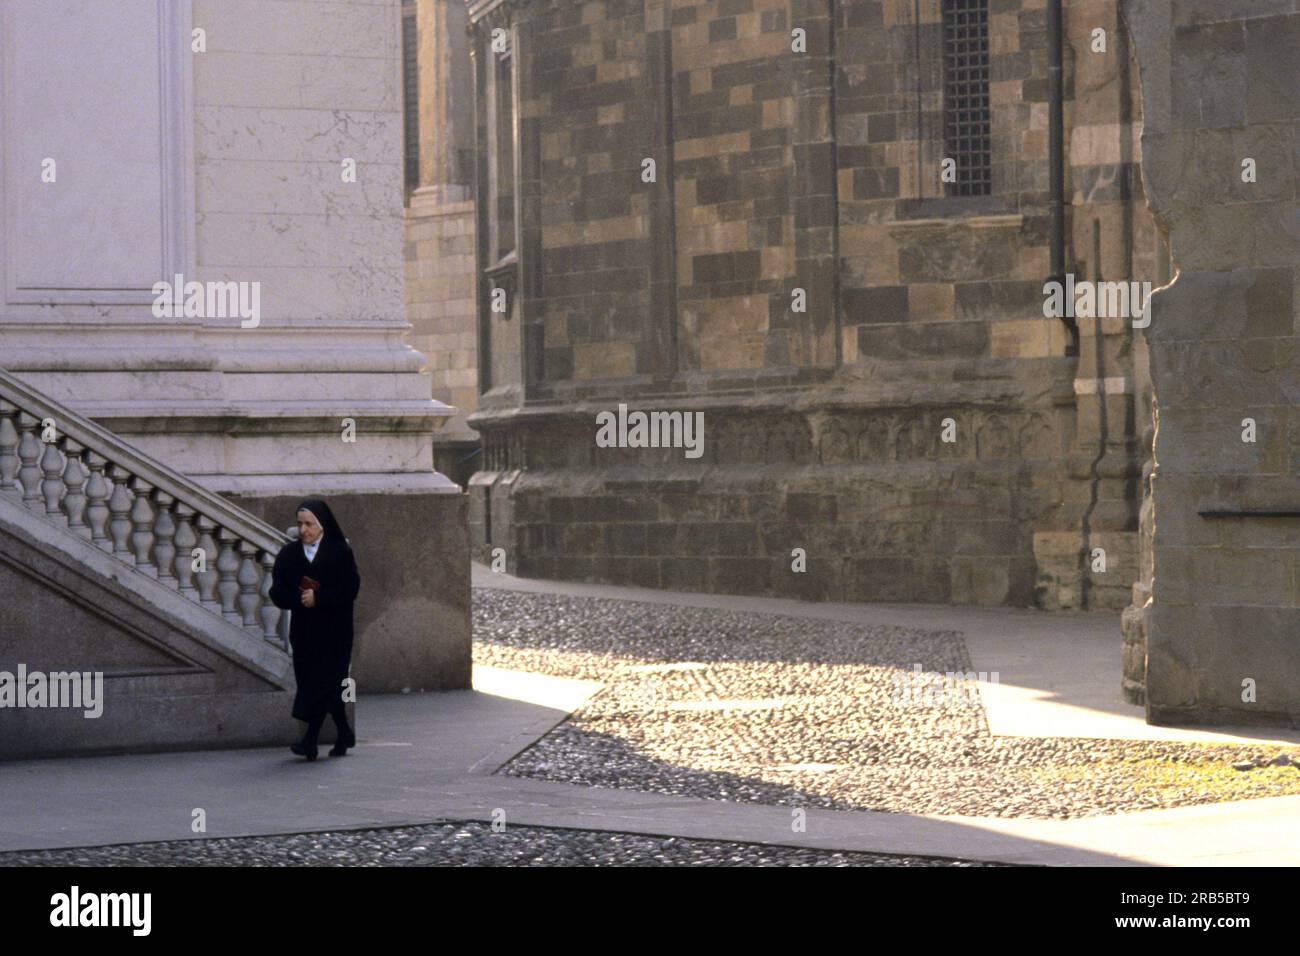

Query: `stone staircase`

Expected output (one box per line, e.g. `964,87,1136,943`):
0,368,302,759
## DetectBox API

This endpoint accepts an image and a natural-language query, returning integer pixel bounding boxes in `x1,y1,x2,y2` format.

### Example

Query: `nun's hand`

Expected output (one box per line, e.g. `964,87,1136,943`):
300,589,316,608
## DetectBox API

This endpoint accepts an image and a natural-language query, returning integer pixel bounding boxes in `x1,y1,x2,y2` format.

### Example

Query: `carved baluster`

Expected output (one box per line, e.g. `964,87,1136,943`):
194,516,220,608
237,541,261,630
84,453,112,549
128,477,156,575
259,552,283,646
173,504,200,600
16,413,42,510
39,433,66,522
152,491,177,587
0,401,19,497
216,529,241,623
107,465,134,557
60,440,89,536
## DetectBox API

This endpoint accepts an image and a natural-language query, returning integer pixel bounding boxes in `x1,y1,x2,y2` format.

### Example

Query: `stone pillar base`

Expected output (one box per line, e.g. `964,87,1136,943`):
1120,582,1150,706
229,488,471,693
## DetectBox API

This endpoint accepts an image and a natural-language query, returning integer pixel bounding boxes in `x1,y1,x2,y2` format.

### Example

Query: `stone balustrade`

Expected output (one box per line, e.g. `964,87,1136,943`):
0,370,292,649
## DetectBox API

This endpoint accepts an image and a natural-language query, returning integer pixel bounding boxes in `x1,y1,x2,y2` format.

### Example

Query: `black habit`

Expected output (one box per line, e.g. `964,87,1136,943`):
269,500,361,723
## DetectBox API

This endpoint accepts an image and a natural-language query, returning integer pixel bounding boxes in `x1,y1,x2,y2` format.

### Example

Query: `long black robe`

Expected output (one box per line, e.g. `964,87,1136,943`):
269,532,361,722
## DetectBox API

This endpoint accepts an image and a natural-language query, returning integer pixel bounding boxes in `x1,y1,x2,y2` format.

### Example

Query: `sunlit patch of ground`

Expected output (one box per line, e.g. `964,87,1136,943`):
1034,756,1300,808
474,589,1300,819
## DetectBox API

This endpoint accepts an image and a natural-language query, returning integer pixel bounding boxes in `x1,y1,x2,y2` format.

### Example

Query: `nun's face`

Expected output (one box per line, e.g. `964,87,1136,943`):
297,509,323,545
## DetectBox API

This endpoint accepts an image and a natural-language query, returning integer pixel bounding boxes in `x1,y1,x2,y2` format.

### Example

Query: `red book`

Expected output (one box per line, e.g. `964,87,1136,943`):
299,575,320,592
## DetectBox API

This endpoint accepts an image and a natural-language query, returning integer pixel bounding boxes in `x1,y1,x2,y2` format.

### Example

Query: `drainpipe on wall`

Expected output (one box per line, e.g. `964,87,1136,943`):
1047,0,1076,355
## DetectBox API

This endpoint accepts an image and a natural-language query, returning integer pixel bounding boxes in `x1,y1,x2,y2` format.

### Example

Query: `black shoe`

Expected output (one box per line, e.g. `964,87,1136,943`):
290,739,318,761
330,728,356,759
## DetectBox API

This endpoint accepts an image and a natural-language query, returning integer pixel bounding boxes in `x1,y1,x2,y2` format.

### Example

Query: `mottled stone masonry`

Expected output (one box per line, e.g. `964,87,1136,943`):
406,201,477,430
1125,0,1299,727
491,397,1113,606
467,0,1158,612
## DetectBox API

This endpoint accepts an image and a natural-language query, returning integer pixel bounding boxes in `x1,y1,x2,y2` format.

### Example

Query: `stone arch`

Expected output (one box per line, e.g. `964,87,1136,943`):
1018,414,1055,460
975,414,1013,460
818,418,853,464
894,416,929,461
855,417,892,462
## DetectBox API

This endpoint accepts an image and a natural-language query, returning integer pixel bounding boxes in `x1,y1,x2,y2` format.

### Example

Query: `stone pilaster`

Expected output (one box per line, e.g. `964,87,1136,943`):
416,0,474,206
1126,0,1300,727
406,0,480,475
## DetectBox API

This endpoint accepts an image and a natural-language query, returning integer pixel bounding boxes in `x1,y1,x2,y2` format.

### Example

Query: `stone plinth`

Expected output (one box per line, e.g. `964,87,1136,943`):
233,490,471,695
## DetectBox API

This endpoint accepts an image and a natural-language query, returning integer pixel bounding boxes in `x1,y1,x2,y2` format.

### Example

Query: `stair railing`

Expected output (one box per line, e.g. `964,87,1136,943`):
0,368,293,649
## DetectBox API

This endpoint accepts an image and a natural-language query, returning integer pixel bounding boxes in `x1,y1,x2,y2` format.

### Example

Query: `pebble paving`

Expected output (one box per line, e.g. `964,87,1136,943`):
0,823,995,867
6,588,1295,867
474,588,1300,819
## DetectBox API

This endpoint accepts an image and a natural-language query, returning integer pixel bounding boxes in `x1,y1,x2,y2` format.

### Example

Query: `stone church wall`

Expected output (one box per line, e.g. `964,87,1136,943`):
466,0,1157,610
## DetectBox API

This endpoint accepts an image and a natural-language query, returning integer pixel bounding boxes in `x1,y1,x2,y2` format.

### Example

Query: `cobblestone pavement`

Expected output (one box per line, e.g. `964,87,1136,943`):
474,589,1300,819
0,823,995,867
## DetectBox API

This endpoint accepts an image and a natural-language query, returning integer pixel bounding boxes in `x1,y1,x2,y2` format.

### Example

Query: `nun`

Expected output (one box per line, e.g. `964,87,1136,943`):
269,499,361,760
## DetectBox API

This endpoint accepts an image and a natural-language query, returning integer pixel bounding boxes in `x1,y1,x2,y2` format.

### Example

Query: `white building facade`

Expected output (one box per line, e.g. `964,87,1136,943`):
0,0,471,758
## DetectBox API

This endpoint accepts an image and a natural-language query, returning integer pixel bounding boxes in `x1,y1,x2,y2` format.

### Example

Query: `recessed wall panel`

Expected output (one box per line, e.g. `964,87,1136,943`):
1,0,188,305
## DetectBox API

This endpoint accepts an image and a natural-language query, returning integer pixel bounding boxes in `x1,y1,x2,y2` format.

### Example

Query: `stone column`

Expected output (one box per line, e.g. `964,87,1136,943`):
415,0,473,206
405,0,480,484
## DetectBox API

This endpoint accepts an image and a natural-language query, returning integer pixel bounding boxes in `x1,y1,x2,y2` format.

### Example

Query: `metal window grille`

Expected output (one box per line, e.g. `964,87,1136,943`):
942,0,992,197
401,10,420,197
